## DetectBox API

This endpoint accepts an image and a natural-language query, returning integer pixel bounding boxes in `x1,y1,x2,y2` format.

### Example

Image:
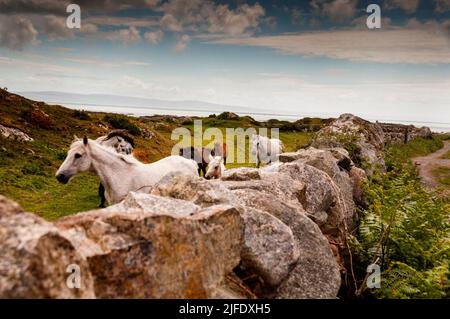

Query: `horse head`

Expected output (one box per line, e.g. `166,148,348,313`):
56,136,93,184
205,155,225,180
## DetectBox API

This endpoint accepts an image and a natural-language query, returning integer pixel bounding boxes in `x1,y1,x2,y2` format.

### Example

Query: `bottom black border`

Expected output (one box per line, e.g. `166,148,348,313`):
1,299,445,318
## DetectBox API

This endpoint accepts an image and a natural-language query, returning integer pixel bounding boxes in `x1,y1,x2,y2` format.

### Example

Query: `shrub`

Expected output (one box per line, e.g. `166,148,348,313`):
22,109,53,129
72,110,90,120
217,112,239,120
358,138,450,299
103,114,141,135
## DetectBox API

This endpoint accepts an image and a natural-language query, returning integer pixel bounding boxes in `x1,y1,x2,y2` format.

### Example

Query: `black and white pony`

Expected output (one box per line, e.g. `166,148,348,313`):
96,130,135,207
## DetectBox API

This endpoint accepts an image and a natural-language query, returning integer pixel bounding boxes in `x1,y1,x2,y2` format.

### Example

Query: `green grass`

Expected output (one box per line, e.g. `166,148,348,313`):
180,119,312,169
432,166,450,186
390,137,444,160
385,137,444,171
440,150,450,160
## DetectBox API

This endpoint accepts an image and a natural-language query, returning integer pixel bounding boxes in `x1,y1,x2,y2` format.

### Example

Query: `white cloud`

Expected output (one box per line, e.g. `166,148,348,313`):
384,0,420,14
211,23,450,64
310,0,358,23
39,15,74,41
122,75,150,90
144,30,164,44
157,0,265,36
104,26,140,44
0,15,38,50
63,57,121,68
124,61,151,66
175,34,191,52
160,14,183,32
0,0,161,15
85,16,159,28
0,55,80,73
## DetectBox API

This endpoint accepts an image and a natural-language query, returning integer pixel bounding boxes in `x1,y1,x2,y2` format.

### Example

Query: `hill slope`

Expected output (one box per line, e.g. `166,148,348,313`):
0,89,314,219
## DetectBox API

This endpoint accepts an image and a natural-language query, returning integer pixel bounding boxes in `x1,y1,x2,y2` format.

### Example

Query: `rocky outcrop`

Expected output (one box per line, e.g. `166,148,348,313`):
312,113,386,174
0,197,95,298
349,166,367,206
239,207,299,288
311,114,433,175
379,123,432,145
279,147,357,232
0,124,33,142
0,194,243,299
231,188,341,299
56,193,243,298
151,174,341,299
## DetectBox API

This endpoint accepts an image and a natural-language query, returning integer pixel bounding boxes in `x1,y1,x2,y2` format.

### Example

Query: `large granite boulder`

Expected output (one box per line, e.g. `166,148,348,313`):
221,167,261,181
312,113,386,174
151,176,301,291
0,196,95,298
231,189,341,299
0,124,33,142
239,207,299,288
220,170,307,210
275,161,346,239
56,192,243,298
279,147,357,232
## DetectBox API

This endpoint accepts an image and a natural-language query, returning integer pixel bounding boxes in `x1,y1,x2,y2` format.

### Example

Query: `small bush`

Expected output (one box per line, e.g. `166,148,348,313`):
217,112,239,120
103,114,141,135
22,109,53,129
72,110,90,120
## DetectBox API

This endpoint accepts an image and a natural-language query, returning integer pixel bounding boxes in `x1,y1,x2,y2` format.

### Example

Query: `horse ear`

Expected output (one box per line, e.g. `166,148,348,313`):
73,134,79,141
208,154,214,163
83,136,88,146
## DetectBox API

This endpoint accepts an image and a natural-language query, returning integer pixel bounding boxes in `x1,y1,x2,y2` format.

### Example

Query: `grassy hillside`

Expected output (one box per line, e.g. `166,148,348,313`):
0,89,316,220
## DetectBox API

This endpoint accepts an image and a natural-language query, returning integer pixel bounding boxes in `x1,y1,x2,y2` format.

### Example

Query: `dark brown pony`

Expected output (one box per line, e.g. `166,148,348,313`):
179,146,213,177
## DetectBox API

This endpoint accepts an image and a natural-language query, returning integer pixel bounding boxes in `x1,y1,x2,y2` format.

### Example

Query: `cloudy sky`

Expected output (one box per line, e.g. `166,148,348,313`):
1,0,450,127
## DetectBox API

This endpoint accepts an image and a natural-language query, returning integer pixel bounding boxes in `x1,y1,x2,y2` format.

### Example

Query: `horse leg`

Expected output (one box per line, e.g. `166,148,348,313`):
202,164,207,177
98,183,106,208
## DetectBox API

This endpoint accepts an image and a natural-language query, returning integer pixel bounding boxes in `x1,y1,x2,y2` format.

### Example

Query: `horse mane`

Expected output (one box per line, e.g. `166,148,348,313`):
96,142,140,165
104,129,135,148
70,138,141,165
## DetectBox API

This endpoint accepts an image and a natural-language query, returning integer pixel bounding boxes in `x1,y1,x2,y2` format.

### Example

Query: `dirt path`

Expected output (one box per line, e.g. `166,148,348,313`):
413,141,450,189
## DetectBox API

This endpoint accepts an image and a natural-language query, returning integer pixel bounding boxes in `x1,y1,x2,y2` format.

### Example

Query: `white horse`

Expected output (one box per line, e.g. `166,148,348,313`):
205,155,226,180
95,130,135,207
56,136,198,205
250,134,284,168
